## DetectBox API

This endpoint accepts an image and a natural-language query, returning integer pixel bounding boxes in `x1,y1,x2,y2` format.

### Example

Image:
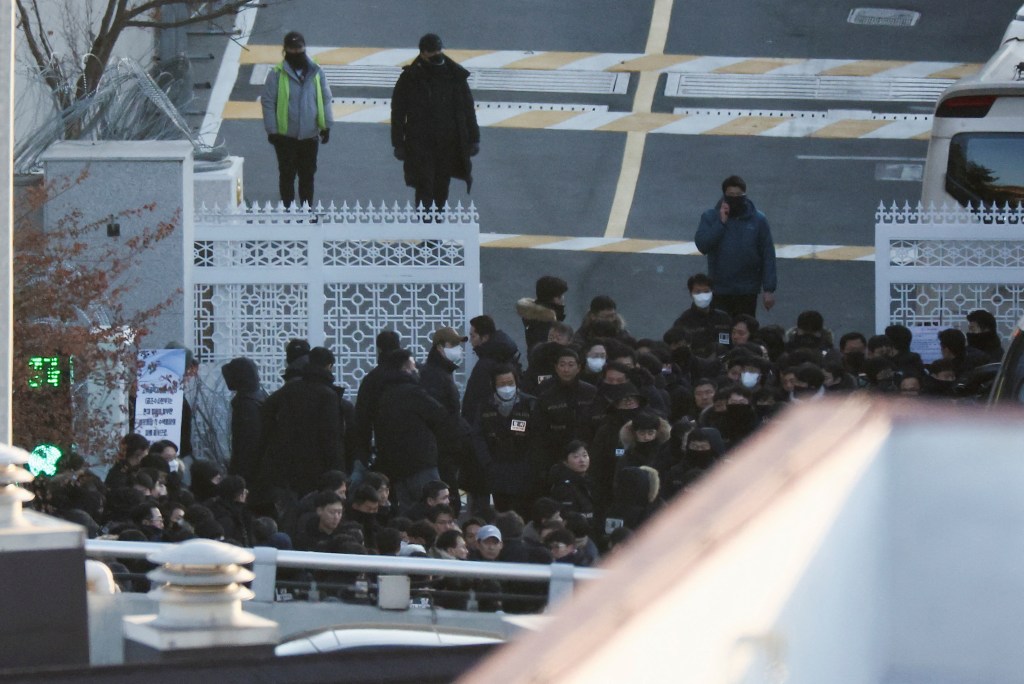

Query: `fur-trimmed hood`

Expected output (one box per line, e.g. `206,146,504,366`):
618,417,672,448
516,297,559,324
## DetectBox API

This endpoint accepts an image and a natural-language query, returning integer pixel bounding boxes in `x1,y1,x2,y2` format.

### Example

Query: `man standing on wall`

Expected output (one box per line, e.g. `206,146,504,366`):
694,175,778,318
391,33,480,213
262,31,333,208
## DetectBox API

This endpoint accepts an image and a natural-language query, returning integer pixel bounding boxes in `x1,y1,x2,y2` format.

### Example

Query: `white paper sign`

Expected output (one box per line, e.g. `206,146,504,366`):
908,326,943,364
134,349,185,445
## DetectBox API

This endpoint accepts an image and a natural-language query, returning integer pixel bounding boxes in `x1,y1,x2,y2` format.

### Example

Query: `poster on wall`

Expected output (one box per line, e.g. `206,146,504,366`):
134,349,185,446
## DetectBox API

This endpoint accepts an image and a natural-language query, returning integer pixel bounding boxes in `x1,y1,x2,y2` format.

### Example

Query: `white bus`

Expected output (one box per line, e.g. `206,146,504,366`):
921,8,1024,209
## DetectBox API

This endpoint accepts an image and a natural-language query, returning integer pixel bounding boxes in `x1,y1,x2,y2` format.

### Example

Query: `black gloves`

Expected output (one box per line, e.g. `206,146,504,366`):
393,146,406,161
469,142,480,157
319,129,330,144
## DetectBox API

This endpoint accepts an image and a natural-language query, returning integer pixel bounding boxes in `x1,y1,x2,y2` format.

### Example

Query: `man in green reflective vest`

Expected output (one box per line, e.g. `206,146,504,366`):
262,31,333,208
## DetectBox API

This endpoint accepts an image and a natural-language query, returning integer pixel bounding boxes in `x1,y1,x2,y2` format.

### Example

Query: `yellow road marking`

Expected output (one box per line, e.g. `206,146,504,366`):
504,52,600,70
481,235,569,249
810,119,891,138
224,101,261,118
822,60,912,76
597,112,680,132
610,54,699,72
715,58,804,74
488,110,581,128
929,64,981,79
703,116,791,136
604,0,674,240
585,239,680,252
800,246,875,260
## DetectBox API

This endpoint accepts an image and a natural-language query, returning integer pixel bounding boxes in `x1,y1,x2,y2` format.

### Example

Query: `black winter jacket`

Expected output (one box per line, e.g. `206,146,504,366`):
222,357,268,488
373,371,458,480
261,365,344,498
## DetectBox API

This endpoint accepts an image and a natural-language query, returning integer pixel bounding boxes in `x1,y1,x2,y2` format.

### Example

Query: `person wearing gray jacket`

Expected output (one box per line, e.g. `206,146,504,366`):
261,31,333,208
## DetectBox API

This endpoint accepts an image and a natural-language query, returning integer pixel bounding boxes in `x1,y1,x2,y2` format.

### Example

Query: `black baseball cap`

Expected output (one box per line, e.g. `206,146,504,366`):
284,32,306,50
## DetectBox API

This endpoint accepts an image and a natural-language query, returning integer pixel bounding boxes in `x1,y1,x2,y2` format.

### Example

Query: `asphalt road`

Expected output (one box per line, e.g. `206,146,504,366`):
214,0,1022,351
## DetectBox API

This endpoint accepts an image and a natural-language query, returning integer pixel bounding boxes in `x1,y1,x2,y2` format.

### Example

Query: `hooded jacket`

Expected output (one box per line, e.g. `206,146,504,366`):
516,297,563,352
261,56,333,141
221,357,268,488
606,466,661,531
695,197,778,297
617,417,673,472
391,55,480,193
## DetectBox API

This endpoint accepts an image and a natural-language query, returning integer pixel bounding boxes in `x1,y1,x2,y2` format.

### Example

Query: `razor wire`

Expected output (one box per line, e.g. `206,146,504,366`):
16,56,228,175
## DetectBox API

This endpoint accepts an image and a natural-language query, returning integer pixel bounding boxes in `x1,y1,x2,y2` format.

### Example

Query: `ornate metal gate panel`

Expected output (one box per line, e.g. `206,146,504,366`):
189,203,482,393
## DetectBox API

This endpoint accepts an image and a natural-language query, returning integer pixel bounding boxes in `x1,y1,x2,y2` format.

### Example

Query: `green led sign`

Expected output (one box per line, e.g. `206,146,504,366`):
27,356,62,389
27,443,63,477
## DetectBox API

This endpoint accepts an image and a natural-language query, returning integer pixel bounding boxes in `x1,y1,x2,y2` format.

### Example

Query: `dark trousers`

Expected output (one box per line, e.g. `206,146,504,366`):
714,293,758,319
414,164,452,211
273,136,319,208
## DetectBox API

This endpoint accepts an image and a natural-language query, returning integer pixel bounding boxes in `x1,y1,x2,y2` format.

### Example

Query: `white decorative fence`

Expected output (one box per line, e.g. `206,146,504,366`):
188,201,482,394
875,203,1024,337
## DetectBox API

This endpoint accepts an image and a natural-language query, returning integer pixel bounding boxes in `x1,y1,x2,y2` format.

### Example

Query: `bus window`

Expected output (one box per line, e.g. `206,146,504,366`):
946,133,1024,208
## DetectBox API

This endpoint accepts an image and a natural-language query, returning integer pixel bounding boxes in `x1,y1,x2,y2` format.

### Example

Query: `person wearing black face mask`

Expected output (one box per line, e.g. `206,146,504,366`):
694,175,778,318
391,33,481,214
262,31,333,209
517,275,569,353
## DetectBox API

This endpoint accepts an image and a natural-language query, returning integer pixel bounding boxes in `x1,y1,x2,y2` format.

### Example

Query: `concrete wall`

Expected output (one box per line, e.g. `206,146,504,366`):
40,140,193,349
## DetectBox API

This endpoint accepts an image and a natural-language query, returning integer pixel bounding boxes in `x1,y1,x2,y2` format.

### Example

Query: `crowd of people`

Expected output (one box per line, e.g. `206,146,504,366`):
26,271,1007,609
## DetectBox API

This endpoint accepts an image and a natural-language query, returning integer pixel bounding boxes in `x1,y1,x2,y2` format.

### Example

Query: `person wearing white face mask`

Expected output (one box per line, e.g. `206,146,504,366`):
470,365,538,517
420,326,473,515
668,272,733,360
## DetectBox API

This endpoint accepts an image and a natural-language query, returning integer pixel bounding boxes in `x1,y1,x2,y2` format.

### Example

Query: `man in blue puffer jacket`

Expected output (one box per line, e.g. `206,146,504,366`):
694,175,778,318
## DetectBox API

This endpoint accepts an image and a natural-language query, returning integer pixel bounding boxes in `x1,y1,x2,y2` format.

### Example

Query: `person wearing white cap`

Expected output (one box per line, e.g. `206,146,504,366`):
470,524,504,561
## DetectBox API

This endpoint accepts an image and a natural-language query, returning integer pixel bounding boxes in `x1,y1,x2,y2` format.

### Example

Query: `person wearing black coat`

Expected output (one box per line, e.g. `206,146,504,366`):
221,357,268,492
372,350,460,513
470,364,539,519
390,33,480,211
548,440,598,523
532,348,598,465
462,315,522,422
261,347,345,506
420,326,473,515
350,331,401,468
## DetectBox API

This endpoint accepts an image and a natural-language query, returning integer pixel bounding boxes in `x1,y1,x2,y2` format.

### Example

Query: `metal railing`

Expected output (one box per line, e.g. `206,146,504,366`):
85,540,604,608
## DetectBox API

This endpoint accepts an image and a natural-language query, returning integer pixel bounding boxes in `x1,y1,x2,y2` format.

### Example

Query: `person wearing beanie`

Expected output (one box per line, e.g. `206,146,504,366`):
516,275,569,352
372,349,462,513
351,329,403,467
391,32,480,212
261,346,345,507
587,381,648,512
616,408,673,485
262,31,333,208
572,295,630,347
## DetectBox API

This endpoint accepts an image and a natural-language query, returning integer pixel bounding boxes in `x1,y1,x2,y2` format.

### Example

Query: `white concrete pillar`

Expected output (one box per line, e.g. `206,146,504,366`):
0,0,14,444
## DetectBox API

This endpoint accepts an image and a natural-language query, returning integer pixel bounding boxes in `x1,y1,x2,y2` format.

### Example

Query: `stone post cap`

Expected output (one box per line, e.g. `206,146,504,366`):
147,538,255,587
0,444,35,498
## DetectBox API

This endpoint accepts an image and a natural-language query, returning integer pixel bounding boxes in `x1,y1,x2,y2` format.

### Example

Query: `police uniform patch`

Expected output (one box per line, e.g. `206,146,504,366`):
511,419,527,432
